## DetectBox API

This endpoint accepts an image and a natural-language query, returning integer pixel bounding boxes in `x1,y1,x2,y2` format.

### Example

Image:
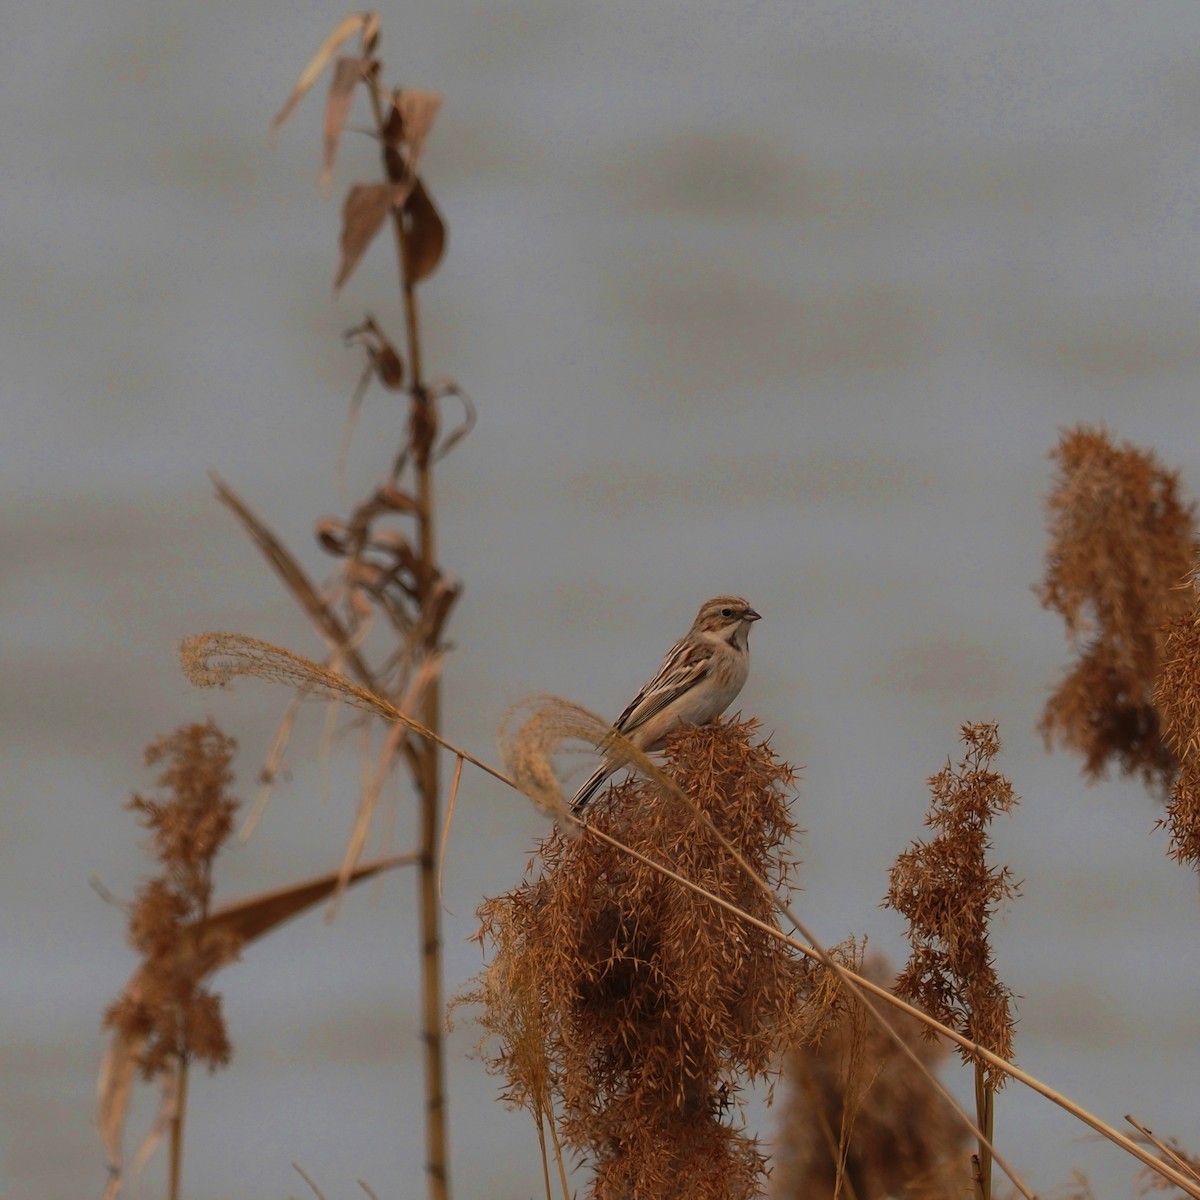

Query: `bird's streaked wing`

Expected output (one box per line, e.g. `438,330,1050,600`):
612,638,711,734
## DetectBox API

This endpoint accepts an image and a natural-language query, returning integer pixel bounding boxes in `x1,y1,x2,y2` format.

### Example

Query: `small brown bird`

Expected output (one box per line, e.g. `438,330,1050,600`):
572,595,761,812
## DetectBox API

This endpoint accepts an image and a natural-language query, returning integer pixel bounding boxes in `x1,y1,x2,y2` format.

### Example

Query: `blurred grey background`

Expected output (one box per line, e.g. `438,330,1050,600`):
5,1,1200,1196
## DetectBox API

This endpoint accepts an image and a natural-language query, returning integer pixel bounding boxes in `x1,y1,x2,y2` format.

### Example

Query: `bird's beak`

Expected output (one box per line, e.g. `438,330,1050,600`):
745,608,762,622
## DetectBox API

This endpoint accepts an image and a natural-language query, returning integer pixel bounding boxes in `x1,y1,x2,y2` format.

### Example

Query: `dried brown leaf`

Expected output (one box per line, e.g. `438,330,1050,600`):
323,57,366,187
203,853,415,945
404,177,446,284
210,473,377,689
387,88,443,173
335,182,412,292
271,12,379,135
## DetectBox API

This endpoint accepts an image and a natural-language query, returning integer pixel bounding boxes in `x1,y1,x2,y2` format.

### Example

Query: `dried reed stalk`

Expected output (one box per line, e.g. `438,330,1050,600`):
265,18,458,1197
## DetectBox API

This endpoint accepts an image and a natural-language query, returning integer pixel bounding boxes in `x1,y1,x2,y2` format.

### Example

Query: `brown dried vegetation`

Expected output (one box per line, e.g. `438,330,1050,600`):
1152,581,1200,875
466,719,811,1200
885,722,1019,1200
104,721,241,1082
1037,425,1197,793
773,953,969,1200
886,723,1018,1084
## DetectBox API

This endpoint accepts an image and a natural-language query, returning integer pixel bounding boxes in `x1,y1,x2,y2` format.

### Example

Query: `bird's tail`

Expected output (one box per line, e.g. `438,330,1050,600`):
571,764,613,813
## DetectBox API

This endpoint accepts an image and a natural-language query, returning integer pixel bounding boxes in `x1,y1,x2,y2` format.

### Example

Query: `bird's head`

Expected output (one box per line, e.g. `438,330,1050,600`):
691,595,762,648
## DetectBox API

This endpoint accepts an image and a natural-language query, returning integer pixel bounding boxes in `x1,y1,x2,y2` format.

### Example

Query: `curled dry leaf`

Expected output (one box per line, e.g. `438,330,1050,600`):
342,315,405,391
374,483,421,513
335,182,413,292
429,380,476,462
336,316,406,494
271,12,381,136
316,516,352,557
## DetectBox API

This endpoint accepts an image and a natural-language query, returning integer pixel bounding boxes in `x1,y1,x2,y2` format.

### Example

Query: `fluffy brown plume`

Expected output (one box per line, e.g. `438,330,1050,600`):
103,721,241,1079
466,718,811,1200
773,952,969,1200
1037,425,1197,793
885,723,1020,1200
886,723,1018,1086
1153,583,1200,875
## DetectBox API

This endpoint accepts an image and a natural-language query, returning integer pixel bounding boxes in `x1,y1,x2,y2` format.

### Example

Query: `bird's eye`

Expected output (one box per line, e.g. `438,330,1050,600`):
721,607,732,618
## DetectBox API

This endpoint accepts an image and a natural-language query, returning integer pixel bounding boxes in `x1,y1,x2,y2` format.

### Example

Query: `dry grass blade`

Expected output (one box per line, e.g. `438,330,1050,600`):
330,721,409,918
128,1060,180,1187
336,181,414,292
429,380,475,463
97,1021,146,1197
210,473,377,689
438,754,465,912
241,692,301,840
293,1161,328,1200
338,318,405,497
271,12,379,135
329,647,447,911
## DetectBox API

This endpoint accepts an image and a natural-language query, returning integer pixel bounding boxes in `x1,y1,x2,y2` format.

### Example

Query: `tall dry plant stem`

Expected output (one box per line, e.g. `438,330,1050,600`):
364,69,450,1200
264,19,460,1197
169,1060,187,1200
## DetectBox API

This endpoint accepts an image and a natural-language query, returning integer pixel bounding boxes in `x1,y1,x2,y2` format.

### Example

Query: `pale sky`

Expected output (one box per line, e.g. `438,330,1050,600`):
5,2,1200,1197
